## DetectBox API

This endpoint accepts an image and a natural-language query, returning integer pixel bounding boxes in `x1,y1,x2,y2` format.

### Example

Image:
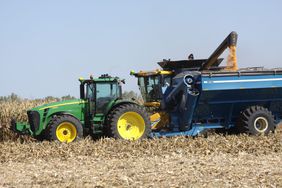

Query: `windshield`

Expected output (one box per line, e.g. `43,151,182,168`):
96,82,119,99
96,82,120,113
138,75,163,103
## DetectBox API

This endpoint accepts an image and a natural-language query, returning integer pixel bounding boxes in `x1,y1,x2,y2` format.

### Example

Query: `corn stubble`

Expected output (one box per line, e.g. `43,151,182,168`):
0,100,282,187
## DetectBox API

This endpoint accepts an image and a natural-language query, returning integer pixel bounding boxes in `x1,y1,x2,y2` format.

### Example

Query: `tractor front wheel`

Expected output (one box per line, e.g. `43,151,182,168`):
46,115,83,143
108,104,151,140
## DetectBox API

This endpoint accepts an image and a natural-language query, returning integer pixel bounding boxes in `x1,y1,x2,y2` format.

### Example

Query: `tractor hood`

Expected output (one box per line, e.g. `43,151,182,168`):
13,99,87,137
32,99,87,111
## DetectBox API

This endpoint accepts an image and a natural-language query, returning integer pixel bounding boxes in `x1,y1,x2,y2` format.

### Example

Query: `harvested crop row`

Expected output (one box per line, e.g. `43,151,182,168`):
0,134,282,187
1,133,282,162
0,100,282,187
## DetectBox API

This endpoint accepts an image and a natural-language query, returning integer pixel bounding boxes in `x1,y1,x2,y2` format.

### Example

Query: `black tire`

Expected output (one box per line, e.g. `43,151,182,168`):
46,115,83,143
107,104,151,140
238,106,275,135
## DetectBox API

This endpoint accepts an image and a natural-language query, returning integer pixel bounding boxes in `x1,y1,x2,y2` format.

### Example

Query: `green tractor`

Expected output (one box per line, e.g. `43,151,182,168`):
11,74,151,142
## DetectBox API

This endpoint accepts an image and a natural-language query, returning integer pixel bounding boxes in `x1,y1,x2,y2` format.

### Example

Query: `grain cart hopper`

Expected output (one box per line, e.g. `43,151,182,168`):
11,74,151,142
132,31,282,137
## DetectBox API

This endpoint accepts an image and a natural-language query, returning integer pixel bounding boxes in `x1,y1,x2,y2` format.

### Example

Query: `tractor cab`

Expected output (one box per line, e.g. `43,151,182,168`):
79,74,122,114
78,74,151,140
131,70,173,107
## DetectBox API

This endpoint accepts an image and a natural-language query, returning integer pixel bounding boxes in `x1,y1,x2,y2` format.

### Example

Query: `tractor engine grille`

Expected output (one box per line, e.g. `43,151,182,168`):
27,111,40,133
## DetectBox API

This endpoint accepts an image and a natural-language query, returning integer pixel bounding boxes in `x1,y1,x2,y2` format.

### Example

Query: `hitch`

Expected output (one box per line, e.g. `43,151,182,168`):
10,119,32,135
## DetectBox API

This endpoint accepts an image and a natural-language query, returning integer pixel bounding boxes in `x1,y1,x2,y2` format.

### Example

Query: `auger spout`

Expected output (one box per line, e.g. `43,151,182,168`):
200,31,238,71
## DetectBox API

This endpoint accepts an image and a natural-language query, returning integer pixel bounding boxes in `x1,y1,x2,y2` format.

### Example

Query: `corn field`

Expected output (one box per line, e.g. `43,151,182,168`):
0,99,56,141
0,100,282,187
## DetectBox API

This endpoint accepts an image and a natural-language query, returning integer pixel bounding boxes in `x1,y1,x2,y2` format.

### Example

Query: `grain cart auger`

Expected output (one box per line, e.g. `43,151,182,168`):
132,31,282,137
11,74,151,143
200,31,238,71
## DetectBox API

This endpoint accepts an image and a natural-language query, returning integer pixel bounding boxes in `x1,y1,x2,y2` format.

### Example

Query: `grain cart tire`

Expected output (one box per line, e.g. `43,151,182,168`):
46,115,83,143
108,104,151,140
238,106,275,135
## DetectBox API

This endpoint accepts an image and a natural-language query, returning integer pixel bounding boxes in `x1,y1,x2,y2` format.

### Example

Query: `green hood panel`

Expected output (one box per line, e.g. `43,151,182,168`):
29,99,87,135
32,99,86,111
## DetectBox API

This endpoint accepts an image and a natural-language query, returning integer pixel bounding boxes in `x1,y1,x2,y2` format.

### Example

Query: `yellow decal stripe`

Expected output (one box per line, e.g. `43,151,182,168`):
39,101,86,110
135,70,173,76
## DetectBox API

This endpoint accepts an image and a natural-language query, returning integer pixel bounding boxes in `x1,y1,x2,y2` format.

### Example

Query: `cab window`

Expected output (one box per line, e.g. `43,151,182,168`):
86,83,95,101
96,83,118,99
96,82,119,113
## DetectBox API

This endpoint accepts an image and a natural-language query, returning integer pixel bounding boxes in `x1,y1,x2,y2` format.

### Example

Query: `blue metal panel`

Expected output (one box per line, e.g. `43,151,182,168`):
195,73,282,124
195,88,282,122
150,123,224,137
159,71,282,137
202,74,282,91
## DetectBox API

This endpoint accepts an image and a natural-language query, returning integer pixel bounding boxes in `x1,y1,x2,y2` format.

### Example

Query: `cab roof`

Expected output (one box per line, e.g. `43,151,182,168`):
79,74,122,83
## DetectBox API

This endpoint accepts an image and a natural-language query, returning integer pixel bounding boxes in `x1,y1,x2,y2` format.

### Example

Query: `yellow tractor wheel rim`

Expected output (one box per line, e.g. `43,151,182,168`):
117,111,146,140
56,122,77,143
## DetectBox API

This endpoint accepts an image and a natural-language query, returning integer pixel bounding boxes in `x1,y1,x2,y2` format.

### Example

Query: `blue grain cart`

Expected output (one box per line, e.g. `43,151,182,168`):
132,32,282,137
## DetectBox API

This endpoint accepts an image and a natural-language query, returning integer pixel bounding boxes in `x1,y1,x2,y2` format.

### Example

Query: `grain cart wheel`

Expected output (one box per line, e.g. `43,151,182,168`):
108,104,151,140
238,106,275,135
46,115,83,143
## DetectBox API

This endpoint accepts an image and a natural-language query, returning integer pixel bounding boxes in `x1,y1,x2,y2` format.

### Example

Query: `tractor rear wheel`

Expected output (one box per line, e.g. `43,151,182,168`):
107,104,151,140
46,115,83,143
238,106,275,135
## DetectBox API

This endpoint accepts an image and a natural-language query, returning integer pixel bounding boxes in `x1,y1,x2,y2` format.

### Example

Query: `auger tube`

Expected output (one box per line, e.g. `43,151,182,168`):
200,31,238,71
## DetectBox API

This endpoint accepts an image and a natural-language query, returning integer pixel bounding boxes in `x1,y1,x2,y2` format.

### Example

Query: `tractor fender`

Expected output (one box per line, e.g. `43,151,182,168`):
109,100,139,113
104,100,140,123
44,112,82,129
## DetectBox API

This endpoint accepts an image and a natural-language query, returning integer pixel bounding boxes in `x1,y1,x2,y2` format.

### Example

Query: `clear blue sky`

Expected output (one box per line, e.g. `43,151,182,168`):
1,0,282,98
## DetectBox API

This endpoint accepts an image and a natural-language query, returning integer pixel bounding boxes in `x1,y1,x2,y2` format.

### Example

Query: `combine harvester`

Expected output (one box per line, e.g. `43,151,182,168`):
11,32,282,142
132,31,282,137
